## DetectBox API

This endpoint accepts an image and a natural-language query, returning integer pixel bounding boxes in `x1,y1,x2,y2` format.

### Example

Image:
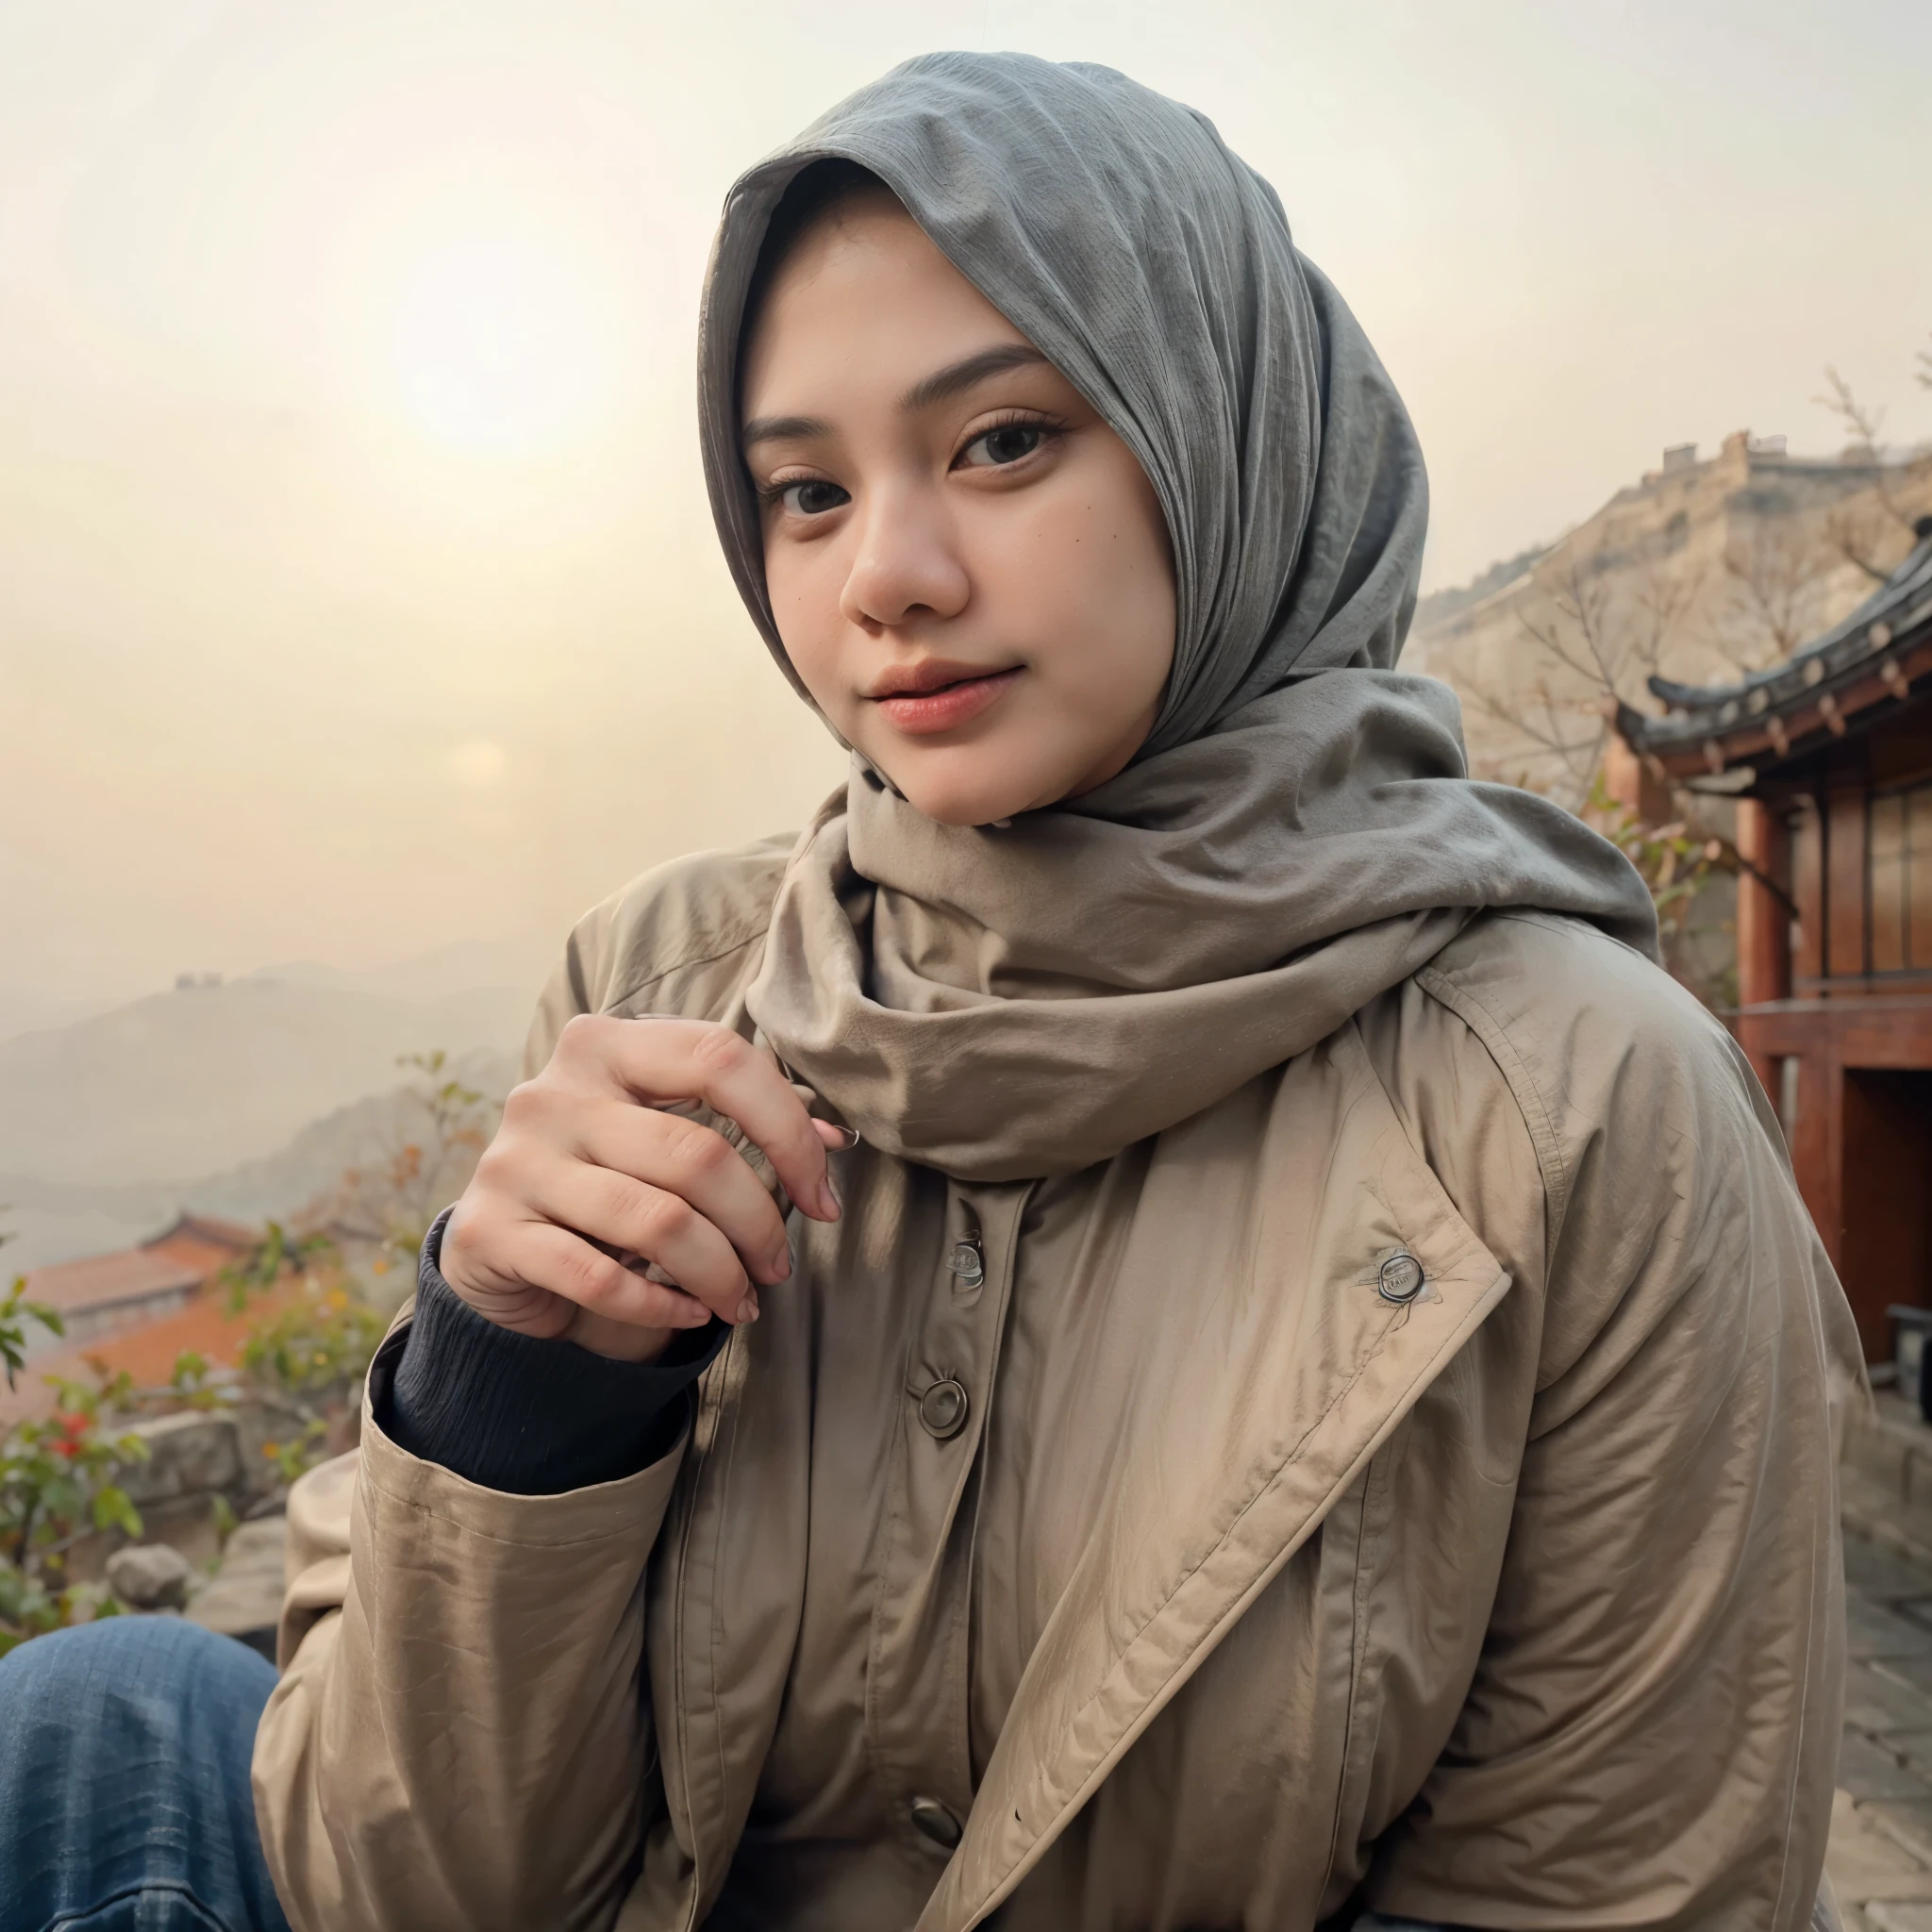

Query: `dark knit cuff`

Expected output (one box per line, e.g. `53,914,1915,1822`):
376,1209,727,1495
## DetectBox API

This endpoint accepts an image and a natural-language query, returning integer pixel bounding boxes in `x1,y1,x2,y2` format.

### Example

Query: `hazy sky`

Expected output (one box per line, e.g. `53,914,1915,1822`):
5,0,1930,1003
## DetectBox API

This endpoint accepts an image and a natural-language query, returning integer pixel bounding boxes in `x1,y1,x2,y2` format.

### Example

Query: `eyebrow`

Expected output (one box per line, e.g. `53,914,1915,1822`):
897,342,1049,413
740,342,1051,450
741,411,831,448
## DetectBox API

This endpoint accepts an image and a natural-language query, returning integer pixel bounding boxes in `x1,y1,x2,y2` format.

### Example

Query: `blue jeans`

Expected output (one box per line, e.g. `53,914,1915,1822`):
0,1617,291,1932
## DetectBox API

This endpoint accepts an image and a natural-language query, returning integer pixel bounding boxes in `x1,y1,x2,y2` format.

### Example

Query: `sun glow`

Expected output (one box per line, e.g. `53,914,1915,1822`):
390,233,608,454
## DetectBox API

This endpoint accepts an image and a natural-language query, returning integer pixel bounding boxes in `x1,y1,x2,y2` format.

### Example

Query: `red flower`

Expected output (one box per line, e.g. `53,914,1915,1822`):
56,1411,90,1440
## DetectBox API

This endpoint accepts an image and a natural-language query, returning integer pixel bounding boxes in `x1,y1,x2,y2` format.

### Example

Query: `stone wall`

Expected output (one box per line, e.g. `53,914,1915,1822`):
67,1396,356,1580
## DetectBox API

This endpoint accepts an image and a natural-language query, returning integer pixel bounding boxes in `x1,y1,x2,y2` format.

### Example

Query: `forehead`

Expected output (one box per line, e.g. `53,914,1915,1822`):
740,201,1028,408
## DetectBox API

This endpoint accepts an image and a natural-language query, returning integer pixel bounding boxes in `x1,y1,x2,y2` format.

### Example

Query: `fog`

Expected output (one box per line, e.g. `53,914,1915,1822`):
5,0,1930,1005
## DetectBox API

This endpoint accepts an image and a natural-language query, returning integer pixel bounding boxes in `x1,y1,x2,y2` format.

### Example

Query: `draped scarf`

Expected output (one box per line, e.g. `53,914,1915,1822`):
692,53,1655,1182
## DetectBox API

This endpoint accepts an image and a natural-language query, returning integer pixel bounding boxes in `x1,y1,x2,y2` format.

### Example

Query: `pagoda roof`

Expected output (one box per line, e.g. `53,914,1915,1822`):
1615,516,1932,780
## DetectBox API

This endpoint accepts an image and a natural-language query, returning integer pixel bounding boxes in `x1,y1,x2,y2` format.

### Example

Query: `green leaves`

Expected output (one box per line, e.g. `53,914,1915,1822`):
221,1221,338,1317
91,1484,142,1539
1587,773,1729,945
1,1370,149,1650
1,1274,63,1391
240,1280,383,1483
258,1417,330,1485
166,1348,228,1411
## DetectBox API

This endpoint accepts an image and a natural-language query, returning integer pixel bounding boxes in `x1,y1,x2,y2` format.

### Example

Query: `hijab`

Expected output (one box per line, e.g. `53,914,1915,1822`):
695,53,1656,1183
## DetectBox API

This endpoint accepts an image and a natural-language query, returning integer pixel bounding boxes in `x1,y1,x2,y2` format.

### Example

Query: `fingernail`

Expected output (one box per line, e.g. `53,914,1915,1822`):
769,1247,792,1282
818,1177,841,1220
834,1125,861,1149
735,1291,759,1324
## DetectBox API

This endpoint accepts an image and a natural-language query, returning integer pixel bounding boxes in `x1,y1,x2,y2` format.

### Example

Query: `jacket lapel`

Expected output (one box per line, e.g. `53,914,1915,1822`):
921,1019,1512,1930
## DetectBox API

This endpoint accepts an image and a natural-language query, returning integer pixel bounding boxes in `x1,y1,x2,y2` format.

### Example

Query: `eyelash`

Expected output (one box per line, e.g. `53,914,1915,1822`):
754,409,1067,513
958,408,1065,467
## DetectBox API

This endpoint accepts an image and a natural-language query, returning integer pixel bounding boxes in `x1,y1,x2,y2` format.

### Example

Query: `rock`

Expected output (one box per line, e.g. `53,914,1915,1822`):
187,1516,288,1662
106,1541,193,1611
118,1411,244,1508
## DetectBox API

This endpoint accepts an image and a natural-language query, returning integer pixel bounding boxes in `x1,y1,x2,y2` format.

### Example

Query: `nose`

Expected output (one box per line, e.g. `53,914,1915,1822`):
839,481,970,632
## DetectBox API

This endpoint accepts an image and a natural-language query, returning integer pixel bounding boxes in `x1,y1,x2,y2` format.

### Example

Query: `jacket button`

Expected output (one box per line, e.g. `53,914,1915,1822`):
949,1239,985,1288
918,1377,970,1440
909,1795,962,1848
1377,1252,1424,1303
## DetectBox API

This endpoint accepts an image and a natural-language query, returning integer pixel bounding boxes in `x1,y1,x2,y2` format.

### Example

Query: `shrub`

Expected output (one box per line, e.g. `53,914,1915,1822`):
0,1372,147,1657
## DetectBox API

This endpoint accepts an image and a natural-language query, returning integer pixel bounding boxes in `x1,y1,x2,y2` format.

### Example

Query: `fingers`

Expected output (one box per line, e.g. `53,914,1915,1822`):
508,1222,715,1332
543,1160,760,1326
565,1017,840,1224
441,1191,717,1337
577,1105,793,1288
443,1018,858,1352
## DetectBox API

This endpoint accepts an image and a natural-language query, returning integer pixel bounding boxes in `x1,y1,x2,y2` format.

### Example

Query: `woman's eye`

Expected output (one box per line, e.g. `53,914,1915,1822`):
778,478,849,516
959,423,1046,469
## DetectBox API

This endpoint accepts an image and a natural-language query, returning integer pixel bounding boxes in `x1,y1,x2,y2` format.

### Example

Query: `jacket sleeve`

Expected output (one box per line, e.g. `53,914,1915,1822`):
250,847,793,1930
1367,925,1863,1929
251,1327,690,1932
385,1214,724,1493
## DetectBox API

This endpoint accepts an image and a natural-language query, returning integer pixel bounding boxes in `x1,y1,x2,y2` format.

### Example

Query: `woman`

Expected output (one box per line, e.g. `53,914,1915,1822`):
0,52,1857,1932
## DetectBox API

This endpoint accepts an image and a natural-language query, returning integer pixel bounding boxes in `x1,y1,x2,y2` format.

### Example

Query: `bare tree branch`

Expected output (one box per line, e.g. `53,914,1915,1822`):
1717,522,1830,670
1470,539,1698,807
1813,362,1918,557
1823,500,1904,585
1814,365,1886,454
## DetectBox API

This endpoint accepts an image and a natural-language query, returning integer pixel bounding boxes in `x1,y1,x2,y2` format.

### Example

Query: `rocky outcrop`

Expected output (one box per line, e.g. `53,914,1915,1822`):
104,1541,193,1610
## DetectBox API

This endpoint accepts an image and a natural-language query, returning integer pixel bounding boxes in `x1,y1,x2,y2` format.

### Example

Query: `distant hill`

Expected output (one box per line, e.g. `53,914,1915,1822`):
0,935,552,1267
0,1043,516,1272
242,934,558,1008
0,975,532,1192
185,1043,515,1228
0,986,118,1049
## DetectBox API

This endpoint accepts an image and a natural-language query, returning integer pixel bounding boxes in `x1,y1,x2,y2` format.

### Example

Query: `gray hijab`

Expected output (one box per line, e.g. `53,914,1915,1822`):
696,52,1657,1183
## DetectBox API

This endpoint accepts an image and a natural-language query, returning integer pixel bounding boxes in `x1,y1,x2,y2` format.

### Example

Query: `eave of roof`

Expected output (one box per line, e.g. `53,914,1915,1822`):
140,1211,258,1256
22,1248,205,1316
1615,525,1932,779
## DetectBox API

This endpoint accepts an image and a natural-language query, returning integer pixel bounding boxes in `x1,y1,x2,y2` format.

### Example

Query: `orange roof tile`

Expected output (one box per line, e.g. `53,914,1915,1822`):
0,1285,304,1427
140,1213,260,1278
21,1249,204,1318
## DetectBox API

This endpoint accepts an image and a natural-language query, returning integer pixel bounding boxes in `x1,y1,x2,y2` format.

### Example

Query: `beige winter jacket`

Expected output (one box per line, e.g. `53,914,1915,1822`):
253,838,1860,1931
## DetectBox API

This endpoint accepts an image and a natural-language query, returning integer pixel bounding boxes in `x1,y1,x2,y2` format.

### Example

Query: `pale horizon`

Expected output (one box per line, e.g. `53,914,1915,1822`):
6,0,1930,1007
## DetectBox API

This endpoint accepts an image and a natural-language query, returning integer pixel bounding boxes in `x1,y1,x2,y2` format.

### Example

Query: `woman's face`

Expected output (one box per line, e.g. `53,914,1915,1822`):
740,196,1176,826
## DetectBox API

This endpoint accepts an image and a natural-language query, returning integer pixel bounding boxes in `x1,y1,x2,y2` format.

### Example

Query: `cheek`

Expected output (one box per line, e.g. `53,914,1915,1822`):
764,540,850,712
993,465,1174,700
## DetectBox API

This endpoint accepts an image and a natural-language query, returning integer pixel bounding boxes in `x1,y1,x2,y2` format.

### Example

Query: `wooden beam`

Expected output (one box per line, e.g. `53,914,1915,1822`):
1601,731,1671,823
1792,798,1825,984
1826,787,1868,982
1736,799,1791,1005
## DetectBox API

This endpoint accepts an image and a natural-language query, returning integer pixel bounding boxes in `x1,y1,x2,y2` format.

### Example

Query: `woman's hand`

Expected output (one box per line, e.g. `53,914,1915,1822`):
439,1015,846,1362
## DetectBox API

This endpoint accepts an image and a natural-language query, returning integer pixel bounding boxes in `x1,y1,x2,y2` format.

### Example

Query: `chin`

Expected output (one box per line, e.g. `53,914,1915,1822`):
899,783,1025,829
885,757,1041,829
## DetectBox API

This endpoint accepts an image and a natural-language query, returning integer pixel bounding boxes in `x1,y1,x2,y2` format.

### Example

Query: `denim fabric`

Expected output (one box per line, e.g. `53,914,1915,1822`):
0,1616,290,1932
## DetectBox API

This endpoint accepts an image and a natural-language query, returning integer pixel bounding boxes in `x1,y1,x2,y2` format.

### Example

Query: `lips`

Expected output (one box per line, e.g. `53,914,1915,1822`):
869,664,1022,736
